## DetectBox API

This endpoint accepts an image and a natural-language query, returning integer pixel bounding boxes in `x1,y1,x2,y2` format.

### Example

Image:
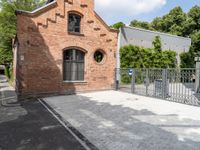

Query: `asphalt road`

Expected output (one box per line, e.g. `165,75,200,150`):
0,75,87,150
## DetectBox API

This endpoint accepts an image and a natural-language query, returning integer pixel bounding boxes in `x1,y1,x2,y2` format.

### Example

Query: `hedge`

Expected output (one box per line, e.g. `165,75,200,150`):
120,45,177,69
120,45,177,84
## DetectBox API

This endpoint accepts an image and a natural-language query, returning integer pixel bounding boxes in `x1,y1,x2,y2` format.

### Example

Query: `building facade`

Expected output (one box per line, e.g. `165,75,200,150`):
117,26,191,68
13,0,118,97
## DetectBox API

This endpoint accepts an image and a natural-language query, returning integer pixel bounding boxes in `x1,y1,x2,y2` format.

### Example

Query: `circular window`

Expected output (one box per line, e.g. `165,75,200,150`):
94,50,104,63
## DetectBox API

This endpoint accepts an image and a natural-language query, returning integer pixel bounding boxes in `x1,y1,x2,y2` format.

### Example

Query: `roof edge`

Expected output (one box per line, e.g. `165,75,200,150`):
94,11,118,33
15,1,118,33
123,26,191,41
15,1,57,17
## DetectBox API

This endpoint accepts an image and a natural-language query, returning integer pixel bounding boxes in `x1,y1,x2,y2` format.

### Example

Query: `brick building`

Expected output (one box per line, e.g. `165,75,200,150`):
13,0,118,97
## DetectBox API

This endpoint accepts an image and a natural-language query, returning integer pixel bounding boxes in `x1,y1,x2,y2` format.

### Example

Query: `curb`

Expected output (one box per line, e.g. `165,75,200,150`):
38,98,99,150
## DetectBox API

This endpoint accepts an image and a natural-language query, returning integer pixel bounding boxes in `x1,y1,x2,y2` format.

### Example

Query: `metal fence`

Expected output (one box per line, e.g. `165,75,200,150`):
115,68,200,106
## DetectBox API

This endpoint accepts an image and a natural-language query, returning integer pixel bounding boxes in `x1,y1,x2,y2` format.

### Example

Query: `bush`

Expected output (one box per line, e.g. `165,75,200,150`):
4,65,13,81
121,73,132,84
180,52,195,68
5,66,10,79
120,45,177,69
9,66,14,83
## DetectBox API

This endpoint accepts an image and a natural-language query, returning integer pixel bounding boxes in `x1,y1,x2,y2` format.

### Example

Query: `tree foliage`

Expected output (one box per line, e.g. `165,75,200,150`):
130,20,154,30
152,36,162,53
113,5,200,68
0,48,12,65
180,52,195,68
190,30,200,53
187,5,200,35
129,6,187,36
111,22,124,29
120,45,177,69
0,0,45,66
162,6,186,36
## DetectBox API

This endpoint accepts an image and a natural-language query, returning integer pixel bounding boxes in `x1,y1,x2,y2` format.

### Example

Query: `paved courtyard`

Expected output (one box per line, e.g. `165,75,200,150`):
44,91,200,150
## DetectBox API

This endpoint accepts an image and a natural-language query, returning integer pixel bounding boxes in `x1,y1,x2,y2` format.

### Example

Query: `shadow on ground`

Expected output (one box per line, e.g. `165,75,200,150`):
45,93,200,150
0,99,85,150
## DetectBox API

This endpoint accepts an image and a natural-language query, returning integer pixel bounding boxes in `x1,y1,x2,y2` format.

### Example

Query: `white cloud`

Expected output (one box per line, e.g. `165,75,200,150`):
95,0,166,23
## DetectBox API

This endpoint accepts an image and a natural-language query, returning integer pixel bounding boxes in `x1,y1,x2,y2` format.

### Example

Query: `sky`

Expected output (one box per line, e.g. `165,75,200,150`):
95,0,200,25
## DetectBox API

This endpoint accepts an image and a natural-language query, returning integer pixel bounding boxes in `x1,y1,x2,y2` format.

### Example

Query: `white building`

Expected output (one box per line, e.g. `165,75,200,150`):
116,26,192,69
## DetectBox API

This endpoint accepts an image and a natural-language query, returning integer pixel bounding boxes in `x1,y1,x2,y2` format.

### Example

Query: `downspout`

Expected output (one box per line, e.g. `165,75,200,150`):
15,40,20,97
116,27,122,83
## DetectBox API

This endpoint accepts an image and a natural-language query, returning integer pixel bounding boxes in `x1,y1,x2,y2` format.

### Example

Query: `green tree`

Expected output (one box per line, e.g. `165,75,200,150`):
130,20,153,30
152,36,162,52
188,5,200,32
151,17,163,32
0,48,12,65
190,30,200,53
182,6,200,36
162,6,186,35
180,52,195,68
129,7,187,36
0,0,45,66
180,30,200,68
127,6,199,68
111,22,124,29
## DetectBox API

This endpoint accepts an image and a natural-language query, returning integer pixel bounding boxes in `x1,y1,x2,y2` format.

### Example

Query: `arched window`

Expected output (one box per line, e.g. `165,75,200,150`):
63,49,85,81
68,13,81,33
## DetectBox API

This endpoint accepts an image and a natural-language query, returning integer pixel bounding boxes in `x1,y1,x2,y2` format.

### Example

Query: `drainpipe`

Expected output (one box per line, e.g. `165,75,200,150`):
116,27,121,86
117,27,121,70
14,40,20,99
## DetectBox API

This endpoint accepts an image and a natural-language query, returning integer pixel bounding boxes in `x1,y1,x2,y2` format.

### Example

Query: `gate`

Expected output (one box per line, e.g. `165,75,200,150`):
115,68,200,106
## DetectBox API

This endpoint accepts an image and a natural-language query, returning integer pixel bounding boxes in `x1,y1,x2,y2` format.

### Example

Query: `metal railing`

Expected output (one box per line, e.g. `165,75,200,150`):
115,68,200,106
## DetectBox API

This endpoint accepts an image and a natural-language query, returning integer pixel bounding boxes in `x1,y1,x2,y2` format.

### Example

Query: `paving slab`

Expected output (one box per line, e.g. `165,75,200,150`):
44,90,200,150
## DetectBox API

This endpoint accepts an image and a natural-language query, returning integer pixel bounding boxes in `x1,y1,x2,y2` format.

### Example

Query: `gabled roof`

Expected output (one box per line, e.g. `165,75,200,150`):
15,0,118,33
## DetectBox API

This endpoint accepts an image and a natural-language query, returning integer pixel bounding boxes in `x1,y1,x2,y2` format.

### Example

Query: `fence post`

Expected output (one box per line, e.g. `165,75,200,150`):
162,69,168,99
131,69,135,93
115,68,119,90
145,69,149,96
195,57,200,93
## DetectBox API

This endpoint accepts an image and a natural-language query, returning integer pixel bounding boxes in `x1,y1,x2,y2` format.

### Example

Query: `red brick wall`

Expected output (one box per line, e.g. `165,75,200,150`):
15,0,118,96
